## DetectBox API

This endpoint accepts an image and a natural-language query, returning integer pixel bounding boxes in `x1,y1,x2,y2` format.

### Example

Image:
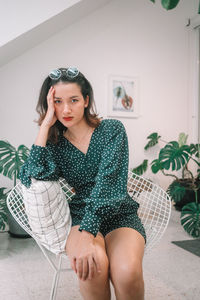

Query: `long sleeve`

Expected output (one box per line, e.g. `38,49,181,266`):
79,120,129,236
19,142,62,188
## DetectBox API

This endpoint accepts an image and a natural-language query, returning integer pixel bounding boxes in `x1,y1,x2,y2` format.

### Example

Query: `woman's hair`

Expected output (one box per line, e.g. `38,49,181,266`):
36,68,101,144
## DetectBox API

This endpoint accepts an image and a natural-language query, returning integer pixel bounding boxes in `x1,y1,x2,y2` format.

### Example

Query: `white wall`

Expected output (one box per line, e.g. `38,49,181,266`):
0,0,198,190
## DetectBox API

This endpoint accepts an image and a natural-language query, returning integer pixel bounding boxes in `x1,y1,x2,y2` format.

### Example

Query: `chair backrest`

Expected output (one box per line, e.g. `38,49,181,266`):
7,183,33,237
127,171,171,251
7,171,171,252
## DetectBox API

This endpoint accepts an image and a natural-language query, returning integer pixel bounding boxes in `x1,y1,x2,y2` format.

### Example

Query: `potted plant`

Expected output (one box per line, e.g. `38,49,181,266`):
0,140,30,237
132,132,200,238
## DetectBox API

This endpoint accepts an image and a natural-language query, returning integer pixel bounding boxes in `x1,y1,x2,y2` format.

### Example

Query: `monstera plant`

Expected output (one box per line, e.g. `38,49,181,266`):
132,133,200,238
0,140,30,233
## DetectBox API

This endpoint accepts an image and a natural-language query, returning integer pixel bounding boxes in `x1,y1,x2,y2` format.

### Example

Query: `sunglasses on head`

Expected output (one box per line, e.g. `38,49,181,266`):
49,67,79,80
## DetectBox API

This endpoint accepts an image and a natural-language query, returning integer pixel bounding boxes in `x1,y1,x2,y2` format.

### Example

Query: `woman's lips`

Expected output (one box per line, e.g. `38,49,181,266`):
63,117,73,121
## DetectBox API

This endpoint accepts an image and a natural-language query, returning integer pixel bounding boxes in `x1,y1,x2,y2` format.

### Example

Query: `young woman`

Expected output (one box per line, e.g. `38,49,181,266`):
20,67,146,300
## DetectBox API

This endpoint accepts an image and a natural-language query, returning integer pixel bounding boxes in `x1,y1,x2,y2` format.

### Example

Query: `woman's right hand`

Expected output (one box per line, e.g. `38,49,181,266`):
42,86,57,128
69,230,101,281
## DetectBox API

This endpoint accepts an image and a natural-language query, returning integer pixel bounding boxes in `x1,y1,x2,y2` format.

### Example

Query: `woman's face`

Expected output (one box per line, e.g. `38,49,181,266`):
52,82,88,128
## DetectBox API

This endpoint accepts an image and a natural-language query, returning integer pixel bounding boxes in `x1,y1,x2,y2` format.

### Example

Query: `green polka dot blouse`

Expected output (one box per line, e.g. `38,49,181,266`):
20,119,146,241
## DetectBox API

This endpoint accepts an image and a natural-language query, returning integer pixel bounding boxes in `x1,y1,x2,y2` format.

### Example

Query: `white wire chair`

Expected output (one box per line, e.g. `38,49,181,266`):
7,170,171,300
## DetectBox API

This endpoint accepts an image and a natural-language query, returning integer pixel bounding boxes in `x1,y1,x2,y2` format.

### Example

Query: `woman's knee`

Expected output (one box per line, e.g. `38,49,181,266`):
110,260,144,293
79,247,110,296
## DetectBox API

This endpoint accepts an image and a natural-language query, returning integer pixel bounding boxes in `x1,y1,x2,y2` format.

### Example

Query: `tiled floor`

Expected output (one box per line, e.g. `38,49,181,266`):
0,207,200,300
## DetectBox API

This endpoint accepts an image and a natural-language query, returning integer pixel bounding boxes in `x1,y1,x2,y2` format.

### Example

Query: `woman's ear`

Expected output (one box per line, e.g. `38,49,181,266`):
84,95,89,108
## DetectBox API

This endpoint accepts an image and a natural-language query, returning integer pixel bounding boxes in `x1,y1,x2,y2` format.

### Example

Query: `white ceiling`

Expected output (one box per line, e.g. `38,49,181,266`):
0,0,111,67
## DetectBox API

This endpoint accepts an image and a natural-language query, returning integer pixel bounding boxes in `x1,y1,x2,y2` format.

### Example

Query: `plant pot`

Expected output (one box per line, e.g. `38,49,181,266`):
174,179,200,211
7,210,31,238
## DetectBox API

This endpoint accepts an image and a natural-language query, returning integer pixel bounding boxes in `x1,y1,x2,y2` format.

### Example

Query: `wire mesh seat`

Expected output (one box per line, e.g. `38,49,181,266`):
7,170,171,299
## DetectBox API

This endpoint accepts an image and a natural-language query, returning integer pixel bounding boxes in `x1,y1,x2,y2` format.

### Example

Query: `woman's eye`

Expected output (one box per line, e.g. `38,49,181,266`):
54,100,61,104
72,99,78,103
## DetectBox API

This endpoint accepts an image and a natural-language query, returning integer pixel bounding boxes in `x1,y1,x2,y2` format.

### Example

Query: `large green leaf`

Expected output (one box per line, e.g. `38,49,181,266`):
132,160,148,176
190,143,200,158
0,140,30,183
161,0,180,10
167,181,186,203
144,132,161,150
181,202,200,238
151,158,164,174
16,145,30,178
159,141,191,171
0,187,8,200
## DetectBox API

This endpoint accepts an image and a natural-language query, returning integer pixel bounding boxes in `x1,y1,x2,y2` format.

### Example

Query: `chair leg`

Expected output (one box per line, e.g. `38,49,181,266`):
50,255,63,300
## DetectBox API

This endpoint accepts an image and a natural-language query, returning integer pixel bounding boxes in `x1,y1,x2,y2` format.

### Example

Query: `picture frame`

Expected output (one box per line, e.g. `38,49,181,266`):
107,75,139,118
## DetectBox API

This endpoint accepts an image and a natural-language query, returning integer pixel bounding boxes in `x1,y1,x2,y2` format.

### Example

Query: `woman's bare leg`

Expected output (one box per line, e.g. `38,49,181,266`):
105,227,145,300
66,226,111,300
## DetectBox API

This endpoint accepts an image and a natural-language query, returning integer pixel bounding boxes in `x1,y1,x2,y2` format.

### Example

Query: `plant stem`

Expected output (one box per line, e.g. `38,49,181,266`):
182,165,185,179
14,170,16,187
182,164,194,180
160,138,168,144
195,189,198,204
161,169,179,180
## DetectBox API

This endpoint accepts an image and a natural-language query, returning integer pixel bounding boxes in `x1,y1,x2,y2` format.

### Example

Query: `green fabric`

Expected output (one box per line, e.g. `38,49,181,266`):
20,119,145,238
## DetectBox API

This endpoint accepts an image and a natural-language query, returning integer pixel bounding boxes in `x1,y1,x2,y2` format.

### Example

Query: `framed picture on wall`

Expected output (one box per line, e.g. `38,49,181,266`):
107,75,139,118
